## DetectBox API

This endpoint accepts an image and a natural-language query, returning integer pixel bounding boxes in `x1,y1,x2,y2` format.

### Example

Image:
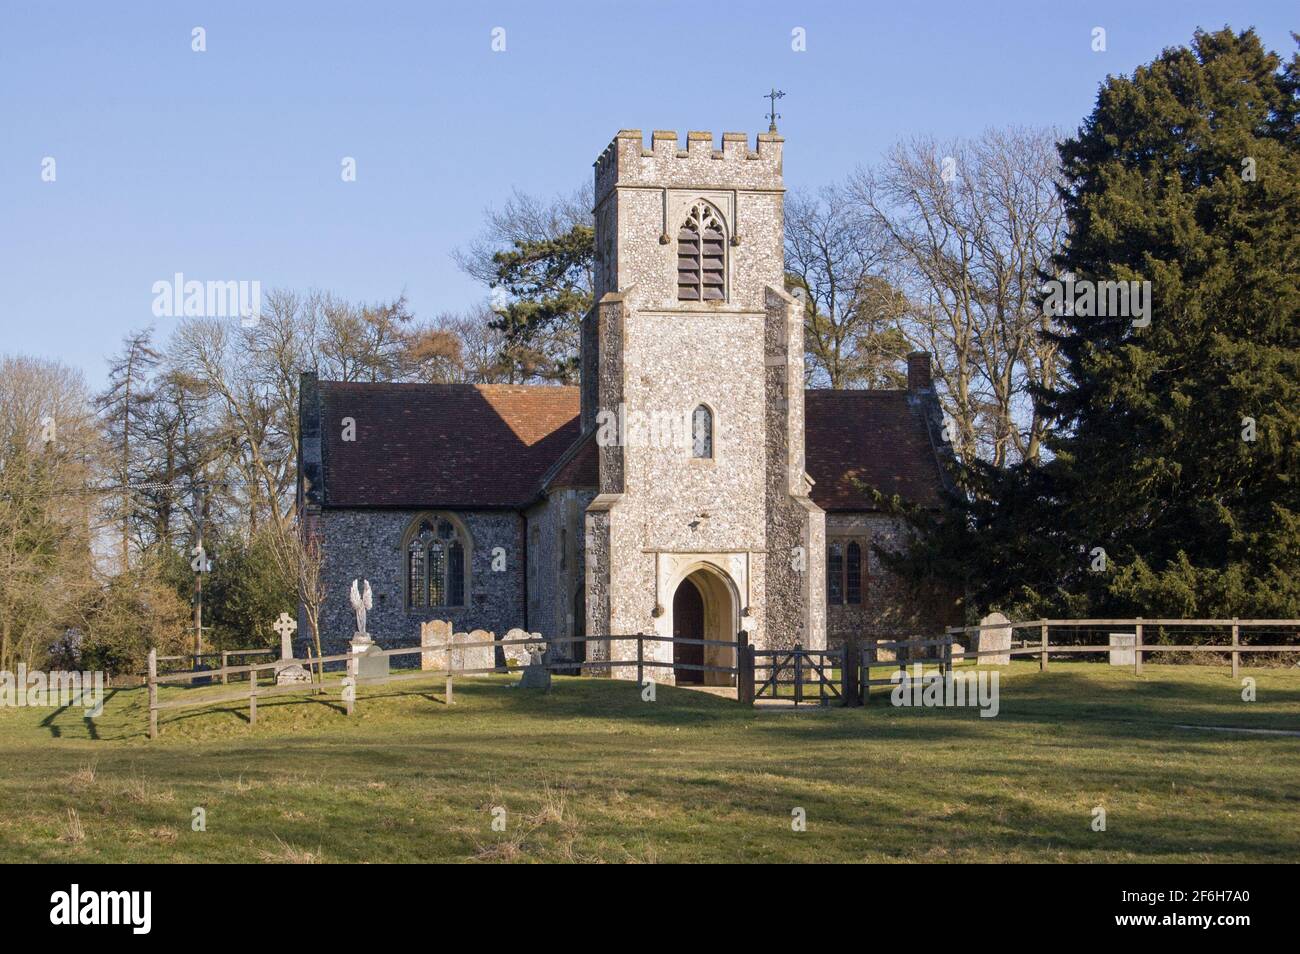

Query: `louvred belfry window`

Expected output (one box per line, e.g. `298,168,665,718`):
677,202,726,301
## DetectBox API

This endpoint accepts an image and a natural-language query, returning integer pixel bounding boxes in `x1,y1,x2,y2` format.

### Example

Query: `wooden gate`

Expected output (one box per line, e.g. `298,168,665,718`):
753,643,846,706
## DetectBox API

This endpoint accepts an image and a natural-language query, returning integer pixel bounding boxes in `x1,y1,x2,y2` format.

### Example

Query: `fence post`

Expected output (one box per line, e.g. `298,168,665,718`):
147,647,158,743
221,651,229,685
1231,618,1240,679
794,642,803,707
445,671,454,706
636,634,644,688
861,647,869,705
1134,618,1143,676
736,630,755,706
248,663,258,726
841,643,859,707
943,635,953,676
1039,622,1049,671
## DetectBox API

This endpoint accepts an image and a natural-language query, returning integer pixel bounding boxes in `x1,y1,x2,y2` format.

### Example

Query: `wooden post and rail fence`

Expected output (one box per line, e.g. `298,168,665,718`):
143,618,1298,736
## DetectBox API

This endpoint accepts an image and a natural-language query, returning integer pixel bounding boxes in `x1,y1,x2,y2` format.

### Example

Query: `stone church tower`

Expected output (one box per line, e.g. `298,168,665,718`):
581,130,826,680
299,127,956,676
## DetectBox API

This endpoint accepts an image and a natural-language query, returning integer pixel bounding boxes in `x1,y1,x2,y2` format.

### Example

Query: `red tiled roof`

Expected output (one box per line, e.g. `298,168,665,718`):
543,429,599,491
804,390,946,511
315,382,944,511
320,382,580,508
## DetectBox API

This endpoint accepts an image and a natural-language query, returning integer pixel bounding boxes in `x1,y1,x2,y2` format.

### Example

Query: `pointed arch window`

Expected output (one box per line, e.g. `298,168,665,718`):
405,515,468,609
692,404,713,458
677,202,726,301
827,537,867,606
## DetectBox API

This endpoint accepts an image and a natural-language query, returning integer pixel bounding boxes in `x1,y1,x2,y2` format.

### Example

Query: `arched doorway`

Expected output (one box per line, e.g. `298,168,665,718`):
672,578,705,684
669,564,739,686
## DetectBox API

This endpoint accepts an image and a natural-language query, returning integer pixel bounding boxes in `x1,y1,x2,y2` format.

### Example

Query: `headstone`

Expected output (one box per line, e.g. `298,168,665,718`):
273,611,311,685
976,612,1012,665
517,664,551,690
526,633,547,665
356,642,390,684
502,628,532,668
1108,633,1136,666
349,631,386,683
950,641,965,663
421,619,452,671
276,663,312,686
451,630,496,676
513,632,550,689
274,612,297,659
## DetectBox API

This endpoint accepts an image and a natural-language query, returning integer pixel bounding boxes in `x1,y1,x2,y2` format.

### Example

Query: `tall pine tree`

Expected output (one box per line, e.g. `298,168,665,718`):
1041,28,1300,617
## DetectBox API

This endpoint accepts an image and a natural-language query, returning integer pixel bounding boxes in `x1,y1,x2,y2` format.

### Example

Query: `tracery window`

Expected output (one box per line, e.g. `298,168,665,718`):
677,202,726,301
406,516,467,609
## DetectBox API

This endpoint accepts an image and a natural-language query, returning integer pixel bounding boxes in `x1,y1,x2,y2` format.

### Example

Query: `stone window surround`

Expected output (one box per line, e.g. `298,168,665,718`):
690,401,715,461
670,193,732,303
826,534,868,606
401,511,473,612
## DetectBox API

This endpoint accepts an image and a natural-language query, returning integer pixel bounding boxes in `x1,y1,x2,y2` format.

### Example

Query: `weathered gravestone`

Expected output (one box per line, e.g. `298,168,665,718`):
356,642,390,684
976,612,1012,665
518,663,551,690
502,628,533,668
1108,633,1136,666
450,630,496,676
421,619,452,671
516,633,550,690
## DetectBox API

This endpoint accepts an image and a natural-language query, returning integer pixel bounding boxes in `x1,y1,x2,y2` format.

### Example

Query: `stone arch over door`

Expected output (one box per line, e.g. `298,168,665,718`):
666,561,740,687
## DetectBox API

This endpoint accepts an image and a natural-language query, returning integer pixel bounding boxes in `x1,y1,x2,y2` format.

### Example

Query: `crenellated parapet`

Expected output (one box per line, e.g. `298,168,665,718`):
594,130,783,205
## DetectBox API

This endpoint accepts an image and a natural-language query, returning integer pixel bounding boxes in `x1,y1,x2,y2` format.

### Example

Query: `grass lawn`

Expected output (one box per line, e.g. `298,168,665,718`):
2,661,1298,863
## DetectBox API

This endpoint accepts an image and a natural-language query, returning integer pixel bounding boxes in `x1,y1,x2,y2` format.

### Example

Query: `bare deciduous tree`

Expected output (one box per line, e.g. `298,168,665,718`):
785,186,910,388
851,127,1066,464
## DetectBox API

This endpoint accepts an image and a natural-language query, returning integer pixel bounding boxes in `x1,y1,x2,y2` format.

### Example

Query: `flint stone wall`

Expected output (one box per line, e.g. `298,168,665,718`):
317,509,524,658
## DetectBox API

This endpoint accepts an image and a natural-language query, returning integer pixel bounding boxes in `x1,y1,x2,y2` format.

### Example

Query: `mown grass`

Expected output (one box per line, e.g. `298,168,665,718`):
1,661,1297,863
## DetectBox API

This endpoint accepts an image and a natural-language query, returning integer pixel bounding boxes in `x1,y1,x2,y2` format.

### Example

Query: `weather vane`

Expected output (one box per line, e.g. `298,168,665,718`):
765,88,785,132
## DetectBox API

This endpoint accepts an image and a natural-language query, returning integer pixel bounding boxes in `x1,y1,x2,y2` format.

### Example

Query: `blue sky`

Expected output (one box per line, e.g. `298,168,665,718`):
1,1,1293,387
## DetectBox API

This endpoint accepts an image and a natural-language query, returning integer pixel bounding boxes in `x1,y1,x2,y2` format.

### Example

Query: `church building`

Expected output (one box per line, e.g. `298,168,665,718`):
298,128,957,682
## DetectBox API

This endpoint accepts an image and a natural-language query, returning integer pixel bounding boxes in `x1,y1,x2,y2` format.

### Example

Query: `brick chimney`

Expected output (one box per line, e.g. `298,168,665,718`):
907,351,932,391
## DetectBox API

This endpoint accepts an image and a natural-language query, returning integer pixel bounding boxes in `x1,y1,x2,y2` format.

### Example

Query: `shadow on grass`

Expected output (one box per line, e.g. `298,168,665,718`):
38,689,122,740
31,664,1300,749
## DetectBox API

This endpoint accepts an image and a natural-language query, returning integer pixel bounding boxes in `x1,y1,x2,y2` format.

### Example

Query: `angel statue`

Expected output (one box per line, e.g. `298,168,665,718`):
349,578,373,636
